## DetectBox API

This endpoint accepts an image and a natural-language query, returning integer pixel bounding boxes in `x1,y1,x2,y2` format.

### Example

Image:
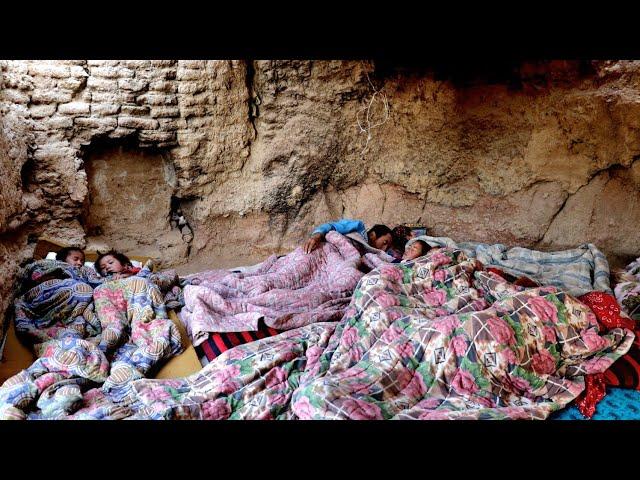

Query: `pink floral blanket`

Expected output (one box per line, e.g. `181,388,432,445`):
180,231,392,346
123,248,634,420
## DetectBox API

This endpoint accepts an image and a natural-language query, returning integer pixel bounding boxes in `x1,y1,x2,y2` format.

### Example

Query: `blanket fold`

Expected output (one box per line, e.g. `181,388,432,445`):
180,231,392,346
0,259,184,419
120,248,633,420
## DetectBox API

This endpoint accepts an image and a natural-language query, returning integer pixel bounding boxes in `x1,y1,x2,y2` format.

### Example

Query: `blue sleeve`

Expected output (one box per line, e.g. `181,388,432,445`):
312,219,366,237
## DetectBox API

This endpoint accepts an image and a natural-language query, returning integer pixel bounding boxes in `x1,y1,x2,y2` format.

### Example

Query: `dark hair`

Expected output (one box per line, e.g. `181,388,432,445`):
368,224,392,239
414,240,430,254
56,247,85,262
391,225,412,252
94,249,132,276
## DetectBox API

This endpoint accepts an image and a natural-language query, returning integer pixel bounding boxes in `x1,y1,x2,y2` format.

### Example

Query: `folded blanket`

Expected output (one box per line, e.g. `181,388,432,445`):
408,235,611,297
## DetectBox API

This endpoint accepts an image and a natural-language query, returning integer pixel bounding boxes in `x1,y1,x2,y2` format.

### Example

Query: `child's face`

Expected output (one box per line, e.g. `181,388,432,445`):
65,250,85,267
99,255,126,275
371,233,393,252
402,242,424,261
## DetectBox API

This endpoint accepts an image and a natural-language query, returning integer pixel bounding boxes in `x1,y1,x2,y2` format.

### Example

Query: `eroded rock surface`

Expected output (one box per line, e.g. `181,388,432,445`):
0,105,32,346
1,59,639,278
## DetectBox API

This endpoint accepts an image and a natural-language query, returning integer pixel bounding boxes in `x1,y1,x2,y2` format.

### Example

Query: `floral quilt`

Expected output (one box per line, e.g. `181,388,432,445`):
121,248,634,420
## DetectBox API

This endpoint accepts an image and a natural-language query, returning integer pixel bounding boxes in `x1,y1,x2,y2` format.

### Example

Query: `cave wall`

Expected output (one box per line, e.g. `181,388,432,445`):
0,59,639,280
0,98,33,352
83,145,181,259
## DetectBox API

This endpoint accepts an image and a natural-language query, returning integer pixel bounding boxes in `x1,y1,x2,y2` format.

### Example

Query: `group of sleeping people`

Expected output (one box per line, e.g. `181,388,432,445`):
56,218,431,282
302,218,431,261
56,247,142,279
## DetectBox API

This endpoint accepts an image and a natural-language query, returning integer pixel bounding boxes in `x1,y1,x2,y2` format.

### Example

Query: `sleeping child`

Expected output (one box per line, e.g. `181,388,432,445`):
402,239,430,261
94,250,142,280
55,246,86,268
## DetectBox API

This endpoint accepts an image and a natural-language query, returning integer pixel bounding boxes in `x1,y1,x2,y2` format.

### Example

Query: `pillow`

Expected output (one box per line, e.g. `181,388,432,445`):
406,224,428,237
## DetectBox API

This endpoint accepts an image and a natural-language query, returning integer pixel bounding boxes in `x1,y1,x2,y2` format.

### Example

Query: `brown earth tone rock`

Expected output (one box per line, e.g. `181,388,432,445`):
82,145,175,258
0,106,33,348
1,59,640,308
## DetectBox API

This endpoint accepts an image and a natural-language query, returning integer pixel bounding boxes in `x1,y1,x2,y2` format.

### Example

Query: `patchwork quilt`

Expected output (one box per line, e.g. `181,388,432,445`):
0,260,183,419
115,248,633,420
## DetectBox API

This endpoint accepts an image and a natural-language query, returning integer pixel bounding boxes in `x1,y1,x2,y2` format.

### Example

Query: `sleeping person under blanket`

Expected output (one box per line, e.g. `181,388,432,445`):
401,238,486,273
302,219,394,255
56,246,87,268
95,249,142,280
401,239,431,261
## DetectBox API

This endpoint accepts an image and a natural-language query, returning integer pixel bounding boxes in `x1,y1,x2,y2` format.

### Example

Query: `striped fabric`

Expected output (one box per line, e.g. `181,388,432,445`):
603,332,640,390
408,235,611,297
196,325,281,365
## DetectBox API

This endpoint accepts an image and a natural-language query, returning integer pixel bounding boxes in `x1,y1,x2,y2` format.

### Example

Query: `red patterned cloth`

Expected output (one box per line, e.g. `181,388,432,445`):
575,291,636,418
579,291,635,331
574,372,607,418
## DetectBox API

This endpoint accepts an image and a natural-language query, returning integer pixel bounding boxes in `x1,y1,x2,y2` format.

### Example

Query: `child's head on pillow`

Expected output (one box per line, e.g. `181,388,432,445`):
56,246,85,268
